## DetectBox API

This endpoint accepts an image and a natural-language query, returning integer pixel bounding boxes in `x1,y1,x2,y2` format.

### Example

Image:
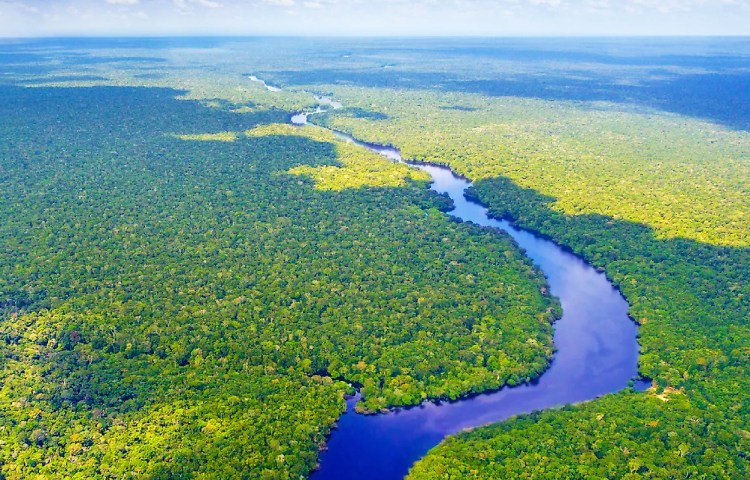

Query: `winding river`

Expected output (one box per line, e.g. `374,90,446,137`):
290,99,645,479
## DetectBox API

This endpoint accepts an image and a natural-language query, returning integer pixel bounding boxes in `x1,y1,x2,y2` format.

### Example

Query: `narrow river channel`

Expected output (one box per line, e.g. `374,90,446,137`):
290,99,645,480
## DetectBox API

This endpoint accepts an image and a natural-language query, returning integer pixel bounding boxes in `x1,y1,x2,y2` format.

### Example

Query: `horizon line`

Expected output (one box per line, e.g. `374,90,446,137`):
3,33,750,40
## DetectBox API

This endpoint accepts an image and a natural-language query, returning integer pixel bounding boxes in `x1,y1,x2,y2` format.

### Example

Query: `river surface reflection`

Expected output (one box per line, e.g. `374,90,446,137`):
291,108,643,480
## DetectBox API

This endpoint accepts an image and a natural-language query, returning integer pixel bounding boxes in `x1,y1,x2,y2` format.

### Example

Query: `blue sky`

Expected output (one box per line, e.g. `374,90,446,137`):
1,0,749,37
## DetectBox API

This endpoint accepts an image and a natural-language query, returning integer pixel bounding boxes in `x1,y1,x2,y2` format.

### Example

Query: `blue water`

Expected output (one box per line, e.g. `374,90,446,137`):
298,122,643,479
1,37,737,479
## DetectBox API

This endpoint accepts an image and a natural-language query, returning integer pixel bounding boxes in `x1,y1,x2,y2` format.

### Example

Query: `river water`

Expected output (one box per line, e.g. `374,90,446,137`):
291,101,644,480
248,75,282,92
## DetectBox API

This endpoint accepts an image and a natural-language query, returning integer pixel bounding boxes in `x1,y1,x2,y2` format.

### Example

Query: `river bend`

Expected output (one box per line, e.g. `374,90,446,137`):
290,99,643,480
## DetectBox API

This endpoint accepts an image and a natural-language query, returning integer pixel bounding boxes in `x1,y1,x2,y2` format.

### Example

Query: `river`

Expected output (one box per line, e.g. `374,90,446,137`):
291,98,645,480
248,75,282,92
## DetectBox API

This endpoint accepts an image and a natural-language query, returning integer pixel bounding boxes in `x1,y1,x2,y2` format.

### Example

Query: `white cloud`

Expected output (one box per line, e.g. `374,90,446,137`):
174,0,222,11
0,1,40,14
2,0,750,37
263,0,296,6
624,0,748,14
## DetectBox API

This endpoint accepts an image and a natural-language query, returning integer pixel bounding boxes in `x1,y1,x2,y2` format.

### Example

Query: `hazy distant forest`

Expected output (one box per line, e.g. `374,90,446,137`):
0,38,748,479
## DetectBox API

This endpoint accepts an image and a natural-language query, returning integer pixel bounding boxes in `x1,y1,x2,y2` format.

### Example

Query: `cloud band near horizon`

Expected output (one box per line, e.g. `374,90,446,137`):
0,0,749,37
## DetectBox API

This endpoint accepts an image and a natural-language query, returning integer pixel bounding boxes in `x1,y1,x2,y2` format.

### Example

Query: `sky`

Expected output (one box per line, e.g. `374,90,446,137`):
0,0,749,37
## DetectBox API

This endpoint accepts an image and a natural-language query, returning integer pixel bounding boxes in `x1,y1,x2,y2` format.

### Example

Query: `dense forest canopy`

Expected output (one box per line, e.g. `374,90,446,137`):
0,37,748,478
0,41,558,478
311,88,749,247
289,49,750,479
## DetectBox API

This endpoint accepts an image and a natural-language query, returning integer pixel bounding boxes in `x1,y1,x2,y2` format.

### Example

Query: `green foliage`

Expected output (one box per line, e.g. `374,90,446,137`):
314,86,750,247
409,392,748,479
0,82,555,477
311,87,749,478
7,38,747,479
409,176,749,478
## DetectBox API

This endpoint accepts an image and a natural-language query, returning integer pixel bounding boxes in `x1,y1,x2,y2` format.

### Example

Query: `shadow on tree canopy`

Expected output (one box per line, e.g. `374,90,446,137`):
0,83,559,478
404,173,749,478
467,173,748,396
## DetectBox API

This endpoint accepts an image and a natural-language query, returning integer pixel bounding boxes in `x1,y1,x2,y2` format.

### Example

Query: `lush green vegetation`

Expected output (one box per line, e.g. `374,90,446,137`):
313,87,749,247
0,79,556,477
410,176,749,478
409,391,746,478
4,38,748,479
309,87,749,478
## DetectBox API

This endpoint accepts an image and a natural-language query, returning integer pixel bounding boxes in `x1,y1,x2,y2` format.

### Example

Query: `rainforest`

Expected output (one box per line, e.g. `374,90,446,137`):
0,36,748,479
